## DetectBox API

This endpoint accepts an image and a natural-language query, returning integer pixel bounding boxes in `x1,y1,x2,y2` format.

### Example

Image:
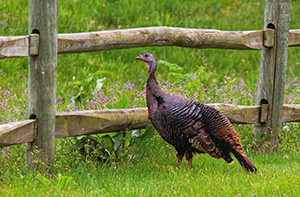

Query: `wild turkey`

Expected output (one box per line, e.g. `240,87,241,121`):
136,53,257,173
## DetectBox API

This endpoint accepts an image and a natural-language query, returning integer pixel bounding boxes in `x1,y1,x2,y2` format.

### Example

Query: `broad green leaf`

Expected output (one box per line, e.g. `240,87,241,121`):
112,132,123,151
107,132,120,137
141,125,155,140
124,131,132,148
101,135,113,152
132,129,142,137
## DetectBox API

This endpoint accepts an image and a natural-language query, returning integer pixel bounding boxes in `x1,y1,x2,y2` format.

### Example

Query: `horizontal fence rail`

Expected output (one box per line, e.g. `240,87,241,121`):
1,27,300,59
1,104,300,148
0,120,36,147
55,108,149,138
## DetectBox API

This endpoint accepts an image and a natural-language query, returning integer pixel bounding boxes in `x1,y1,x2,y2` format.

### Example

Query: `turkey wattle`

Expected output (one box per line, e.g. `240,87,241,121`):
136,53,257,173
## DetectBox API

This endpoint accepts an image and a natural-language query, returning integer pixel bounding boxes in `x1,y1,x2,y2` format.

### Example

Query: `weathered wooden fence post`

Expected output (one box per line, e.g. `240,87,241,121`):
254,0,291,152
26,0,58,170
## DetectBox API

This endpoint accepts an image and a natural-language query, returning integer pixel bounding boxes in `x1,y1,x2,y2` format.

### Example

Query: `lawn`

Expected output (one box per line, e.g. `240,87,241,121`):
1,138,300,196
1,0,300,196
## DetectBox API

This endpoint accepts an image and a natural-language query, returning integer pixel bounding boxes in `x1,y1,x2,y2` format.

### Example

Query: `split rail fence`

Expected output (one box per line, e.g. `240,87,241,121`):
0,0,300,169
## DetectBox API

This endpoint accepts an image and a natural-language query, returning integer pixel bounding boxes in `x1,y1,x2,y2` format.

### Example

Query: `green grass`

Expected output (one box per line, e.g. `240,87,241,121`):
0,138,300,196
1,0,300,196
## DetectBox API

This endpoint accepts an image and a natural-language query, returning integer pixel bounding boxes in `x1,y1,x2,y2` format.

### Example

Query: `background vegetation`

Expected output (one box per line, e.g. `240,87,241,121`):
1,0,300,196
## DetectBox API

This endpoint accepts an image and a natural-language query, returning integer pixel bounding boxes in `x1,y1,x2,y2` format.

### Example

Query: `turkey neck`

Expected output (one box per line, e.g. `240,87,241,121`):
146,60,164,115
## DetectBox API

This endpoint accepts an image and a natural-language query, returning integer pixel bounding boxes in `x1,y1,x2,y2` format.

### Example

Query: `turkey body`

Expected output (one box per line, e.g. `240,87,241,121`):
136,53,257,173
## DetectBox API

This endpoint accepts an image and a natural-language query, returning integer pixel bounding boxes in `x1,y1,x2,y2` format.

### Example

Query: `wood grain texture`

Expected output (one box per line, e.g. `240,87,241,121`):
26,0,58,170
0,36,29,58
288,30,300,46
57,28,266,52
263,29,275,47
55,108,150,138
1,28,299,59
0,120,35,147
1,104,300,147
29,34,39,55
282,104,300,123
254,0,291,152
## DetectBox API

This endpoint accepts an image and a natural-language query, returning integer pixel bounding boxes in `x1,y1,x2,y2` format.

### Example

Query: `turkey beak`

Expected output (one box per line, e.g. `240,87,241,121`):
135,55,144,61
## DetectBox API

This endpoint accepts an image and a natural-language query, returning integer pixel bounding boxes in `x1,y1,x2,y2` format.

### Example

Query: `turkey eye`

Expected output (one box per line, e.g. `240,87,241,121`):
145,54,149,58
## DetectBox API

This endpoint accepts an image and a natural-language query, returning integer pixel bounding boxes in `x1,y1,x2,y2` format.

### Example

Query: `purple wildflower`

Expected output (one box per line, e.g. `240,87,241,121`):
1,151,7,156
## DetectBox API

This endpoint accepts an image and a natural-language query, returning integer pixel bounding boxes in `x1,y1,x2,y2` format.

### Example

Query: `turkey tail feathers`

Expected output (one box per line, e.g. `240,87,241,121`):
137,53,258,173
231,149,257,173
189,130,235,165
189,130,221,159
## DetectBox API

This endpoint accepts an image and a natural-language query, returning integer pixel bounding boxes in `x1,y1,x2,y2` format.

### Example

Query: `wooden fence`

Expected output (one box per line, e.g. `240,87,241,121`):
1,28,300,58
0,0,299,169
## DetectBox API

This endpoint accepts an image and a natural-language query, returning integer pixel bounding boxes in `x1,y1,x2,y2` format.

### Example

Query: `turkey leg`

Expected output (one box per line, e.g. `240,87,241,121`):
188,158,192,169
176,155,184,168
